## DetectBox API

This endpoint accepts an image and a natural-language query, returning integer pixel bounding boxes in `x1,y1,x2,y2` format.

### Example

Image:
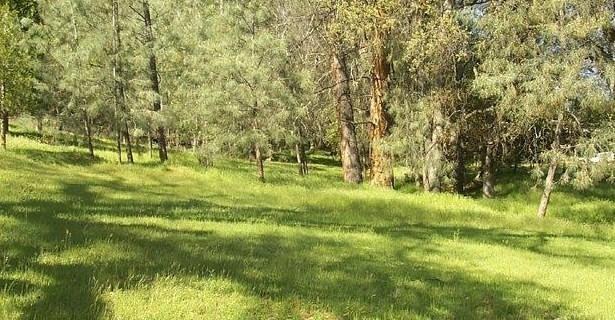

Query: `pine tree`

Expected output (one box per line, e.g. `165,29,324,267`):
475,0,614,217
0,4,33,149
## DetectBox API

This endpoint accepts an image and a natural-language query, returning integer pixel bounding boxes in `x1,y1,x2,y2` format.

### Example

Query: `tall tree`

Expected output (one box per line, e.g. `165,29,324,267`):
331,52,363,183
0,4,32,149
141,0,168,162
112,0,133,163
475,0,614,217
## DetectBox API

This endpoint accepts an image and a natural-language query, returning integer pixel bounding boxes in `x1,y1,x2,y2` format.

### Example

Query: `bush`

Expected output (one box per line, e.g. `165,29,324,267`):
194,144,217,168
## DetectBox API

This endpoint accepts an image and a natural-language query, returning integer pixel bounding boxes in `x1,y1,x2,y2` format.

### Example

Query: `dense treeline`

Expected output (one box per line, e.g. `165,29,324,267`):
0,0,614,217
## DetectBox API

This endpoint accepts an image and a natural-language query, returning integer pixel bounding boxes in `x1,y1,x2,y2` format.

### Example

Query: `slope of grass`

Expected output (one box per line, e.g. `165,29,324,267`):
0,127,614,319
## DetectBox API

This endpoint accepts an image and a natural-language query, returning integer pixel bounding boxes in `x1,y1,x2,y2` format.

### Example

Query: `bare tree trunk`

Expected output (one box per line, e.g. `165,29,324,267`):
255,144,265,182
148,130,153,158
455,130,465,194
112,0,133,164
422,164,429,191
296,143,308,176
332,52,362,184
369,35,394,188
0,82,6,150
1,111,8,150
482,142,496,198
295,125,308,176
424,107,444,192
537,112,564,218
55,105,63,132
116,124,122,164
36,116,43,135
124,122,134,164
142,0,168,162
84,113,94,158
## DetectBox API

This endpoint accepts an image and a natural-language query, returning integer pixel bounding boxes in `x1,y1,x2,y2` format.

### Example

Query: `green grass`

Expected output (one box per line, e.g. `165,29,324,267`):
0,126,614,319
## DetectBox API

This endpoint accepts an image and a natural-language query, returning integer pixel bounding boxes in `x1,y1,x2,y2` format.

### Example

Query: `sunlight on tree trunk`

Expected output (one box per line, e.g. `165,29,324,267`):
143,0,168,163
537,112,564,219
84,113,94,158
0,83,6,150
255,144,265,182
368,36,394,188
424,107,444,192
332,53,362,184
483,142,496,198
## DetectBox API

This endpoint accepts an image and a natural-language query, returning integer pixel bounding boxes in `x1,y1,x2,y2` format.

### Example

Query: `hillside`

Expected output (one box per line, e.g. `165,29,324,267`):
0,129,614,319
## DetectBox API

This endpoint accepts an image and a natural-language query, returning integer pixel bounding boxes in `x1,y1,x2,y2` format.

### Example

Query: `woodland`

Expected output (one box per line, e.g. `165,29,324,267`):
0,0,614,319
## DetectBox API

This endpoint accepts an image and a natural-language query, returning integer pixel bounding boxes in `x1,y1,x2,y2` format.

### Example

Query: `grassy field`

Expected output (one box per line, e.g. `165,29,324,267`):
0,125,614,319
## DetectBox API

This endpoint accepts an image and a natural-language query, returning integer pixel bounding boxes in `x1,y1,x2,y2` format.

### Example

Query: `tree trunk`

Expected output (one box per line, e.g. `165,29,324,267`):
142,0,168,162
482,142,496,198
36,116,43,135
116,124,122,164
1,111,9,151
332,52,362,184
424,107,444,192
124,122,134,164
0,82,6,150
537,112,564,218
148,130,153,158
295,125,308,176
84,113,94,158
455,130,465,194
296,143,308,176
112,0,131,164
369,35,394,188
55,105,63,132
255,144,265,182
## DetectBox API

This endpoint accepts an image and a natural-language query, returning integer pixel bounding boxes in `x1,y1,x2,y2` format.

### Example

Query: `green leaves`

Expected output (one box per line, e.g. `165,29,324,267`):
0,4,34,113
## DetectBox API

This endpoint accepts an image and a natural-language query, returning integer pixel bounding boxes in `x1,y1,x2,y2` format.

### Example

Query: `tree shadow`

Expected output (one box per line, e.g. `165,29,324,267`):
0,204,582,319
0,148,610,319
12,149,103,166
0,181,599,319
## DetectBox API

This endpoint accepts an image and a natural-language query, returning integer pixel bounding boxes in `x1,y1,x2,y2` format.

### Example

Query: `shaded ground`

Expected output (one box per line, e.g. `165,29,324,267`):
0,134,613,319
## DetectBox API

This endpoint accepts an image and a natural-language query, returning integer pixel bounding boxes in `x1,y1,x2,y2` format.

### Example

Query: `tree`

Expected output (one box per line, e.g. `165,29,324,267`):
475,0,614,217
0,4,32,149
204,1,294,182
400,5,472,193
140,0,168,162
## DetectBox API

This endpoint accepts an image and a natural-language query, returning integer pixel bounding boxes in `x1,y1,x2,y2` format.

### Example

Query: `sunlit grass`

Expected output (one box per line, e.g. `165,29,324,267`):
0,125,614,319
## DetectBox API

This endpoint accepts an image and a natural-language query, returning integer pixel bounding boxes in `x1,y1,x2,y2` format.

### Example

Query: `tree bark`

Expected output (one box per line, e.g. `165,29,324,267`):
142,0,168,162
112,0,132,164
369,35,394,188
116,125,123,164
455,130,465,194
332,52,362,184
537,112,564,218
255,144,265,182
296,143,308,176
148,130,153,158
424,107,444,192
482,142,496,198
55,105,63,132
84,113,94,158
1,111,8,150
295,125,308,176
124,122,134,164
0,82,6,150
36,116,43,135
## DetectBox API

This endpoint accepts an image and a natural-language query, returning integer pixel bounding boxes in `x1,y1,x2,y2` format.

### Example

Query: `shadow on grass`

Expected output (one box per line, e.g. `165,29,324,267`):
0,146,611,318
466,169,615,224
12,149,104,166
0,178,597,319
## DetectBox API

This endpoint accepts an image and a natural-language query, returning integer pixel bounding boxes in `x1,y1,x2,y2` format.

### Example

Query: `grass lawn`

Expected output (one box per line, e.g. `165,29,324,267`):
0,127,614,319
